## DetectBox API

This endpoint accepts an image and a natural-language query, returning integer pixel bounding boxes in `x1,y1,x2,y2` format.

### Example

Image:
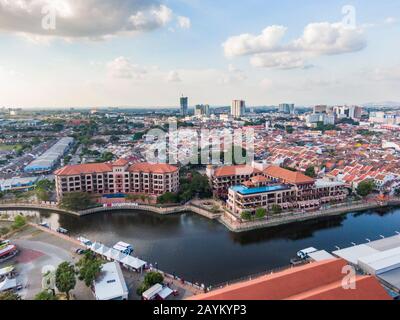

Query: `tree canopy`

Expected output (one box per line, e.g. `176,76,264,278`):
60,192,94,211
35,290,58,301
76,251,103,287
305,166,317,178
55,262,76,300
136,272,164,296
356,180,375,197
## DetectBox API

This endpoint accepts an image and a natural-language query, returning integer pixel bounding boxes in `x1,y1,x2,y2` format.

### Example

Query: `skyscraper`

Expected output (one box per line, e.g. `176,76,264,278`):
195,104,210,117
279,103,295,114
231,100,246,118
180,96,188,116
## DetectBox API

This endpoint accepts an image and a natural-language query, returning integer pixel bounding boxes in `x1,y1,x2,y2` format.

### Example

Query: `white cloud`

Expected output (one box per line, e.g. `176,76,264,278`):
166,70,182,82
293,22,366,55
223,21,367,69
223,25,287,58
177,16,191,29
107,57,147,79
0,0,177,40
250,52,307,70
129,4,173,31
384,17,397,25
219,64,247,84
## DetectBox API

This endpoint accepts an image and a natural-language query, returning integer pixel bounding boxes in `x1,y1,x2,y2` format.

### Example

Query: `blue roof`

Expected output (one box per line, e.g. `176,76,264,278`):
231,185,290,195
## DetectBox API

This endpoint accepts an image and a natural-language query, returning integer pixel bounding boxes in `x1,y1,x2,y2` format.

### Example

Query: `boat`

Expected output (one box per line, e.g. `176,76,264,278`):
296,247,318,260
113,241,134,255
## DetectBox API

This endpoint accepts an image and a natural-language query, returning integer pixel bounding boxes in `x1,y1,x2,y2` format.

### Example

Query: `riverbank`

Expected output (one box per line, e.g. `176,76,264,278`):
1,198,400,233
220,199,400,232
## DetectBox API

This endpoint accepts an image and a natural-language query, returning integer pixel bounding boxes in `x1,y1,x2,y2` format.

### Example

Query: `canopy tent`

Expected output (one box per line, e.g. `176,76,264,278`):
0,277,17,292
120,255,146,271
94,244,109,256
91,242,102,252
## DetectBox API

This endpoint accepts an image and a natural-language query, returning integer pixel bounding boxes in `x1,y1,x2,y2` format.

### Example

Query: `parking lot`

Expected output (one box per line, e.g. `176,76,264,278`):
1,225,94,300
1,224,194,300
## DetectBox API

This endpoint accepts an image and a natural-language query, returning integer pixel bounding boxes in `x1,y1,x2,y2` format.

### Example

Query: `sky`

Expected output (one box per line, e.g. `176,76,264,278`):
0,0,399,108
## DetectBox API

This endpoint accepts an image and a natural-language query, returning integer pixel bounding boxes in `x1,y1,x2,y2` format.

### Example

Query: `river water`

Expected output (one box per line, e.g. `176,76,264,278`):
4,207,400,286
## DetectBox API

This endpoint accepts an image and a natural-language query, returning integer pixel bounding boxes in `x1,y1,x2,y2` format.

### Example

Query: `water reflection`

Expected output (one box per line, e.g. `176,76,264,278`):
229,215,347,245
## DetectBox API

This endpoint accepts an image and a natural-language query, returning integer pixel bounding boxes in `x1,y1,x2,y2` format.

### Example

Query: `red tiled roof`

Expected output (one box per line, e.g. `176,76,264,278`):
188,259,391,301
55,161,179,176
55,163,112,176
113,158,129,166
129,163,179,174
214,165,260,178
264,166,315,184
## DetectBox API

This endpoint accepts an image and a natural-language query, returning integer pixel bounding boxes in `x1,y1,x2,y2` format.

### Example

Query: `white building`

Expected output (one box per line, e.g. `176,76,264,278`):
231,100,246,118
93,262,129,301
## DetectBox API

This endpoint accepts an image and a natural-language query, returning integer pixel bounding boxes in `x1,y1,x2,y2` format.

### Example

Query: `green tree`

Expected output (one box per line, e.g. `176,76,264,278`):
305,166,317,178
241,211,252,221
12,215,26,230
255,208,267,219
55,262,76,300
76,251,103,287
0,227,10,236
286,126,294,134
137,272,164,296
158,192,179,204
356,180,375,197
60,192,94,211
36,188,50,202
0,291,21,300
36,179,54,190
35,290,58,300
271,204,282,215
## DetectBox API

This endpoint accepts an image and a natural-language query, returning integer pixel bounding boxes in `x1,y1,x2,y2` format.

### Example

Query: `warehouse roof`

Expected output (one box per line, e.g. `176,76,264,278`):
188,259,390,300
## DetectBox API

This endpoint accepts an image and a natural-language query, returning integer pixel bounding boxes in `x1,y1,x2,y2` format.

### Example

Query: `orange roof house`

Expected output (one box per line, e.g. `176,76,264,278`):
188,259,391,301
55,161,179,176
264,166,315,185
214,165,260,178
55,163,112,176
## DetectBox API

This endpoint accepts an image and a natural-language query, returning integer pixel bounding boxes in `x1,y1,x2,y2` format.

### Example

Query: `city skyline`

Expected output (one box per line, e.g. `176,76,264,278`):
0,0,399,108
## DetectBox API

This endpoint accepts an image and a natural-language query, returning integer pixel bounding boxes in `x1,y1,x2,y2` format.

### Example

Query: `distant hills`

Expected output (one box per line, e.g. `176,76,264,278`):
363,101,400,108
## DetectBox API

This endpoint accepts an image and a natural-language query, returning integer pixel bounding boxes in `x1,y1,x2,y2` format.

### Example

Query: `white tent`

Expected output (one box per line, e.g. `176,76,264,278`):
0,277,17,292
91,242,102,252
120,255,146,271
95,245,110,256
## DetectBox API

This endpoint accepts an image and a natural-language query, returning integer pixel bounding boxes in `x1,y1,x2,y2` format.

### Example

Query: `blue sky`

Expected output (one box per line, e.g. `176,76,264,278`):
0,0,399,108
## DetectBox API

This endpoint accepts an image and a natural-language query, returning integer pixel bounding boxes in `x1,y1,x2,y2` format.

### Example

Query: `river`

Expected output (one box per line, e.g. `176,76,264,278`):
3,207,400,286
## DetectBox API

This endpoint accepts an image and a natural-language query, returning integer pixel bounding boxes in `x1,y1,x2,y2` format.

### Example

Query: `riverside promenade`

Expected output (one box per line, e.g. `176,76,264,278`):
220,198,400,233
1,198,400,233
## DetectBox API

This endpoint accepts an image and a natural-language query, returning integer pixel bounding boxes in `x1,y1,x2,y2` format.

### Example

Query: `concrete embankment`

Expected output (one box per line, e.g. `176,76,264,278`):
0,203,221,220
79,204,221,220
220,200,400,233
0,204,79,216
